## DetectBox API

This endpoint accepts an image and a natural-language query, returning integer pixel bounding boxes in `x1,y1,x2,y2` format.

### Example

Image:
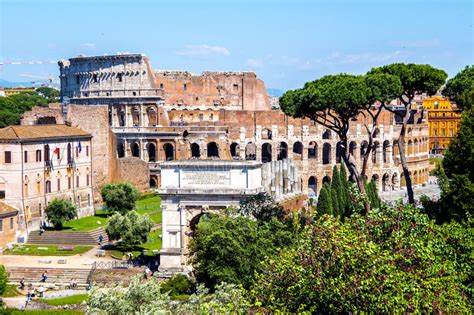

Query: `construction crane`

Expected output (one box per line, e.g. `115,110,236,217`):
0,60,59,88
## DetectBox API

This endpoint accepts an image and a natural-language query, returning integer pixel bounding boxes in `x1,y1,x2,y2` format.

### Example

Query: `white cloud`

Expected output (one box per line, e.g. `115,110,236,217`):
81,43,96,50
246,58,264,68
176,44,230,57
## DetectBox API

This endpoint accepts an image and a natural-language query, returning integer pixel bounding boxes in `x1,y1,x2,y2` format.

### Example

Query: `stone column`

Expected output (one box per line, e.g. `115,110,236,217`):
282,159,289,195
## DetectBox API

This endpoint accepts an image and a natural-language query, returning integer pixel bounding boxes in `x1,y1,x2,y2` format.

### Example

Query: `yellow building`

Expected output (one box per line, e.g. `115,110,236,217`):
3,87,36,96
423,96,461,154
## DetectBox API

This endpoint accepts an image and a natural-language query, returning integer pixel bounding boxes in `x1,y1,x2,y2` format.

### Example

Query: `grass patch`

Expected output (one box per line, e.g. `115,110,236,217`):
136,196,161,222
3,244,93,256
1,284,20,297
6,310,84,314
61,210,109,232
107,228,162,258
38,294,88,306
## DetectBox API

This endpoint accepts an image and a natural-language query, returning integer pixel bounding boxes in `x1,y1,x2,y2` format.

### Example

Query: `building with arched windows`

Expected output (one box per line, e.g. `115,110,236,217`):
0,125,93,239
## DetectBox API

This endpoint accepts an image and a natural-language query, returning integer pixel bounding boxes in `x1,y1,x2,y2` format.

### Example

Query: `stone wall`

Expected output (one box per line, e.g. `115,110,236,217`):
20,104,65,126
115,157,149,192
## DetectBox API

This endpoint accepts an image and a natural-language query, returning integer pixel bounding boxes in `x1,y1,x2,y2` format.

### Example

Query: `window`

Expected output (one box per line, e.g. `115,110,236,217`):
86,146,89,156
45,181,51,193
68,177,72,189
24,151,28,163
76,176,80,187
10,218,13,230
5,151,11,164
160,83,164,89
233,84,238,92
39,203,42,217
0,220,2,232
450,129,454,136
76,146,79,158
0,191,5,199
57,178,61,191
441,129,445,136
117,73,123,82
434,101,438,109
37,181,41,193
86,175,90,186
36,150,42,162
93,74,98,83
88,194,91,207
183,84,187,91
434,130,438,136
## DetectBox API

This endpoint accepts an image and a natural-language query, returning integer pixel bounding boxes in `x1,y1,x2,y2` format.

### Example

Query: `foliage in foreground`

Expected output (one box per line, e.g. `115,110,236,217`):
101,182,139,215
190,213,293,290
0,265,8,296
0,92,49,128
160,274,193,297
250,204,472,313
87,277,248,314
106,211,153,246
45,199,77,229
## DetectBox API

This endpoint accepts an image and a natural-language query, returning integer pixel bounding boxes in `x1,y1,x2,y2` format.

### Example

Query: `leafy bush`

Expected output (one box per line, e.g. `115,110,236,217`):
0,265,8,296
160,274,193,297
101,182,139,214
106,211,153,246
238,192,284,221
45,199,77,229
0,92,49,128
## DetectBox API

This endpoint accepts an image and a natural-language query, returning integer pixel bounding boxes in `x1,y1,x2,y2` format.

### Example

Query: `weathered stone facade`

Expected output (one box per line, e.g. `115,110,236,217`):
57,53,430,199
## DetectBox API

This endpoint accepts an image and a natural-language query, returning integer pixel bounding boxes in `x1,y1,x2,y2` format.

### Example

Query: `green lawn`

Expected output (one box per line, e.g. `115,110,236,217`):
108,228,162,258
136,196,162,224
62,210,109,231
62,196,162,232
1,284,20,297
38,294,88,306
3,244,93,256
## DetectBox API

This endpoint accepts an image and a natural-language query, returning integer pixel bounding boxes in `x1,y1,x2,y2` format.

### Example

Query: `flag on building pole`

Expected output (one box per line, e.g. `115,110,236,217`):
78,141,82,153
53,147,60,157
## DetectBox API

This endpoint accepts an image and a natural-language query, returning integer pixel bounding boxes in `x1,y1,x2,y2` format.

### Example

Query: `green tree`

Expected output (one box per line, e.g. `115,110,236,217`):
36,87,60,103
443,65,473,111
364,179,381,209
239,192,284,221
250,205,471,313
0,92,49,128
339,165,351,217
0,265,7,296
316,183,333,217
369,64,447,204
160,274,193,297
106,211,153,246
45,198,77,229
101,182,139,214
190,214,292,290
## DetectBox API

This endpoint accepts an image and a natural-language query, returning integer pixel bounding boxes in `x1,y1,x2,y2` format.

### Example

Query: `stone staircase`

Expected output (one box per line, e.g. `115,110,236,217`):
7,267,91,288
27,228,108,246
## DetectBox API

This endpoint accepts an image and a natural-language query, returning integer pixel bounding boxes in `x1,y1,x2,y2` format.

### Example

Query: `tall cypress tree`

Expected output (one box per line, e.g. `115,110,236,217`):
317,183,333,217
339,165,351,216
331,187,340,218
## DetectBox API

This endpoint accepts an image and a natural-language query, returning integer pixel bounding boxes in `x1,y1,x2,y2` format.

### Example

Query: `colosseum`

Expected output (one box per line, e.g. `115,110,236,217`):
54,53,430,201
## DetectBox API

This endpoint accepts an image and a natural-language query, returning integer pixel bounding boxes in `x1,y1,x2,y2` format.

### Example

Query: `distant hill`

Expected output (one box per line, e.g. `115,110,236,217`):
267,88,284,97
0,79,39,88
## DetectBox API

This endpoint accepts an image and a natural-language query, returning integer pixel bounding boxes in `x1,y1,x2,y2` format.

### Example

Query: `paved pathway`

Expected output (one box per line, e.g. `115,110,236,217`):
381,176,441,203
0,245,117,269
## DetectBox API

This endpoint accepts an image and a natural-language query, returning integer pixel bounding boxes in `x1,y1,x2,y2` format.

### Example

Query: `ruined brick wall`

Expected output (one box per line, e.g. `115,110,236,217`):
115,157,149,192
156,71,270,111
66,105,117,204
20,104,65,126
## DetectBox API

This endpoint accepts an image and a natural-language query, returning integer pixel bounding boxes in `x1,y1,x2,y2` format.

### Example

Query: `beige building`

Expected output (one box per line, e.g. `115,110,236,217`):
0,202,19,247
0,125,94,237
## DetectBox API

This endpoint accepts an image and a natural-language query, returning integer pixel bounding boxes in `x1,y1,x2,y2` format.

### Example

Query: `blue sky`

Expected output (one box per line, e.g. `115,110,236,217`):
0,0,472,90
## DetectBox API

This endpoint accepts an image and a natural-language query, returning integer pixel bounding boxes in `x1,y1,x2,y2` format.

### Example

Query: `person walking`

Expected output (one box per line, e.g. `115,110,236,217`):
41,271,48,282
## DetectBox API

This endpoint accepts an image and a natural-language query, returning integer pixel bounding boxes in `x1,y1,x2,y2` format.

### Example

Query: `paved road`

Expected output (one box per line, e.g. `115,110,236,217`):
381,176,441,203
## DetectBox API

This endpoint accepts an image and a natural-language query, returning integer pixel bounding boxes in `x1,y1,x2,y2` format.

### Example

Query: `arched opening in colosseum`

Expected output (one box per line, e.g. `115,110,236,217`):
308,176,317,196
132,108,140,127
293,142,303,160
119,110,126,127
414,139,418,155
413,171,418,185
336,142,343,163
262,143,272,163
277,142,288,160
372,141,380,163
164,143,175,160
382,173,390,192
360,141,368,159
183,130,189,139
392,173,398,190
383,140,390,163
117,143,125,158
349,141,357,158
393,140,399,157
262,128,272,140
147,107,158,126
407,139,413,155
207,142,219,158
322,175,331,185
147,143,156,162
322,143,331,165
308,142,317,159
149,176,157,188
131,142,140,158
191,143,201,158
371,174,380,190
245,142,256,160
230,143,240,158
322,129,332,140
36,116,56,125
